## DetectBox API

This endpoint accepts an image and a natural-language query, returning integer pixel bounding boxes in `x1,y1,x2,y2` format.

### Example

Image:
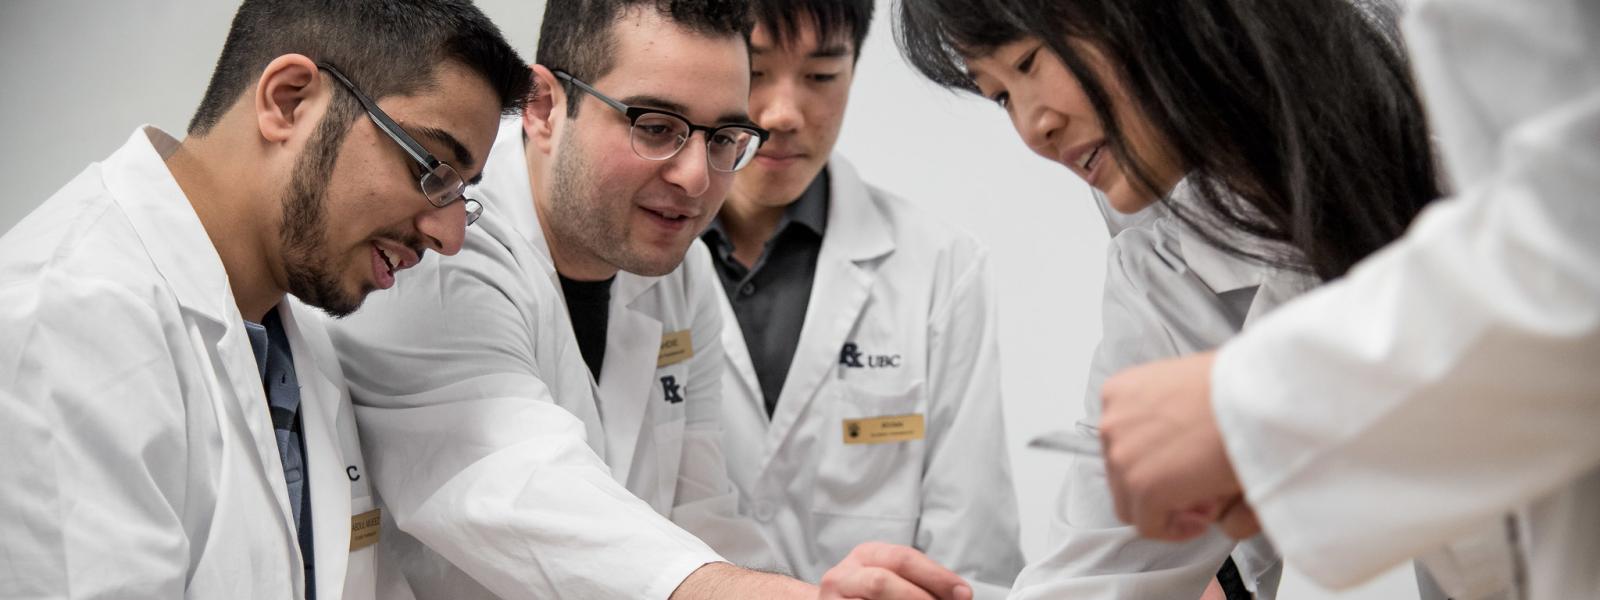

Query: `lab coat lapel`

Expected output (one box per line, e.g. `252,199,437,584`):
101,126,302,585
278,303,353,599
716,294,765,421
763,158,893,464
595,272,664,484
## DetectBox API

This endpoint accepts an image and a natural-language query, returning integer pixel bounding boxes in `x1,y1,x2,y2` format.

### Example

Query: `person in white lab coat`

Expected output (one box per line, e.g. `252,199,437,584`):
325,2,974,599
0,1,528,598
702,2,1023,595
897,0,1444,597
1096,0,1600,598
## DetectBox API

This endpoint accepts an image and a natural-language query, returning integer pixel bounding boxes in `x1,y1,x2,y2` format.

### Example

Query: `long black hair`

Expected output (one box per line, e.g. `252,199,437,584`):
898,0,1442,280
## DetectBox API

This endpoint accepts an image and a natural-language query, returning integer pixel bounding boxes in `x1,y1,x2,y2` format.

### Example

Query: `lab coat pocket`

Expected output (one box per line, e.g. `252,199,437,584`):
811,382,924,560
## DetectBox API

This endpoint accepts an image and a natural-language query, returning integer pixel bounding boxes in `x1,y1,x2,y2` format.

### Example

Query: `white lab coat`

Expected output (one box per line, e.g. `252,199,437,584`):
1208,0,1600,598
717,157,1025,596
1011,188,1308,600
326,117,761,599
0,127,378,600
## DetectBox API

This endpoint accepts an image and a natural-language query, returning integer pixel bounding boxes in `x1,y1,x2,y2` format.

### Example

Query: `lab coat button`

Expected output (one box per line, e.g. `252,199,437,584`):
754,502,775,521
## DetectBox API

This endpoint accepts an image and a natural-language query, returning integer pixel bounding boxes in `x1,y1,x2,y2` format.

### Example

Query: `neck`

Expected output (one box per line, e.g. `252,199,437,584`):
718,195,789,269
168,132,285,323
532,184,620,283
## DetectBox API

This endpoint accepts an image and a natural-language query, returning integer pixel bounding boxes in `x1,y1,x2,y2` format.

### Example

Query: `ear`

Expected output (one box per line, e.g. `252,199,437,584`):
254,54,325,145
522,64,566,156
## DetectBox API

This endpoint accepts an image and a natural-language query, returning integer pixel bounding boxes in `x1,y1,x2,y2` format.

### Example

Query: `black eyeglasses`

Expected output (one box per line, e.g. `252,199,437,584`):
317,62,483,226
553,70,769,172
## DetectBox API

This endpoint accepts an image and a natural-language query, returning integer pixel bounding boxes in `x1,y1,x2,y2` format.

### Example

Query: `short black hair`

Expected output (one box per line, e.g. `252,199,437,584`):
188,0,532,135
750,0,875,61
535,0,752,117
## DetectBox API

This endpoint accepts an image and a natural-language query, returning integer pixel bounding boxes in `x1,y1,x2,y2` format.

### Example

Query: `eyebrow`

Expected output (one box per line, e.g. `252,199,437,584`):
618,94,752,127
809,44,851,59
411,125,481,183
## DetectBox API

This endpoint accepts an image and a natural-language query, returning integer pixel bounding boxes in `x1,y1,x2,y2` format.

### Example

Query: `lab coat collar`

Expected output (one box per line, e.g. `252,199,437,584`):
102,126,238,328
819,156,894,263
1164,177,1274,295
475,117,546,261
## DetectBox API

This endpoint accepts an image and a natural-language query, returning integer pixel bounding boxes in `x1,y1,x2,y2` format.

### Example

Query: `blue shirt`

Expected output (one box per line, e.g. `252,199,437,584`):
244,309,315,599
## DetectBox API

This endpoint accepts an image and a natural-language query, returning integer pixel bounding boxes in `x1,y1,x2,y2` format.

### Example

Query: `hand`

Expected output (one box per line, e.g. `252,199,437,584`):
1100,352,1255,541
818,542,972,600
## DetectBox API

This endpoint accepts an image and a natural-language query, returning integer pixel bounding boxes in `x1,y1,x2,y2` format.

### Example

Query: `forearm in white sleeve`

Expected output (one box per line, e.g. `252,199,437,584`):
331,235,722,599
1211,76,1600,590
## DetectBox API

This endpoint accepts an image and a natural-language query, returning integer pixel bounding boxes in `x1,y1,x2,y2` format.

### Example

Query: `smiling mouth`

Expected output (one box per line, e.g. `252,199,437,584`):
643,206,694,222
375,244,395,274
1080,143,1106,171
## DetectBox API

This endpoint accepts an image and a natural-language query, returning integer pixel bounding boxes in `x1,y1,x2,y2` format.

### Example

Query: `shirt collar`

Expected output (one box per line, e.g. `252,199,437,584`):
706,167,831,249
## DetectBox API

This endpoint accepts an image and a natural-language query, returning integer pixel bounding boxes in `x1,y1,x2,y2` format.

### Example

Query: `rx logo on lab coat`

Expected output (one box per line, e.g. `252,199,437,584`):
839,343,901,369
660,375,683,404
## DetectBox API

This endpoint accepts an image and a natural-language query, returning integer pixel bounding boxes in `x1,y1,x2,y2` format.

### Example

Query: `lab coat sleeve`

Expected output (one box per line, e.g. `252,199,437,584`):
1209,20,1600,589
1009,237,1234,600
329,231,721,600
918,246,1027,597
0,270,189,598
665,245,783,570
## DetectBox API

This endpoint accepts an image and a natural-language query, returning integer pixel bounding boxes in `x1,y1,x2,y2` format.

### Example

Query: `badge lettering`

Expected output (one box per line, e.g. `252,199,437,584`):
350,509,382,551
658,330,694,368
346,465,361,481
842,413,925,445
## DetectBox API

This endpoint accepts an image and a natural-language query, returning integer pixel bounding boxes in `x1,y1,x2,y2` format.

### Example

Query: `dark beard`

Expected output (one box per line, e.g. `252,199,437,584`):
281,111,364,318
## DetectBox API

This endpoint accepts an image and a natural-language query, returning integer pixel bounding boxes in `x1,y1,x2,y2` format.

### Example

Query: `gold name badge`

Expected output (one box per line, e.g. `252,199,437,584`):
842,413,926,445
350,509,381,552
658,330,694,367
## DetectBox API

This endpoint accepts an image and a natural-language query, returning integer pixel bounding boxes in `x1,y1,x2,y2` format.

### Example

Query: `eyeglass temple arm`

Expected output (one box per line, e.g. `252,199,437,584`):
552,70,630,114
316,62,438,168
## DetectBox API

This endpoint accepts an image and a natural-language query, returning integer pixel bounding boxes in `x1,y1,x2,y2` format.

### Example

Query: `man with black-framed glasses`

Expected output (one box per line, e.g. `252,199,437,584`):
326,1,971,599
0,1,529,599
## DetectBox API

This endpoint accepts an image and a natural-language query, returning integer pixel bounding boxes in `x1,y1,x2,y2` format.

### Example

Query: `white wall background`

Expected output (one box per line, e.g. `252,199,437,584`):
0,1,1418,597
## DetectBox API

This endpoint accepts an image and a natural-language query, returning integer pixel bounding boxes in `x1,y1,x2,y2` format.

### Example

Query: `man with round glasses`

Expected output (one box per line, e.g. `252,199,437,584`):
0,1,528,598
327,1,971,599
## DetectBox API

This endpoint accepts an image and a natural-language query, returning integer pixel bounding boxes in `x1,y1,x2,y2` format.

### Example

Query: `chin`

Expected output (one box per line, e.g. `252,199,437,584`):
619,243,690,277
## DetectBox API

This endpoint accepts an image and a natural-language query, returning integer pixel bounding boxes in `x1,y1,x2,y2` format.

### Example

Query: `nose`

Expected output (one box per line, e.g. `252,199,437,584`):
414,200,467,256
661,131,713,197
1015,97,1067,162
753,77,803,133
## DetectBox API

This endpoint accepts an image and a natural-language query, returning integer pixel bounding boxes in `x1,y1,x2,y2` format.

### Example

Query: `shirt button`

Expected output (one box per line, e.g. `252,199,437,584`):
740,282,756,296
754,501,776,521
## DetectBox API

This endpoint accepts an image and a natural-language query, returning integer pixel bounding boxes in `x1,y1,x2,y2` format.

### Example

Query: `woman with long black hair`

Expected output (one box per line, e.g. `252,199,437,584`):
897,0,1443,597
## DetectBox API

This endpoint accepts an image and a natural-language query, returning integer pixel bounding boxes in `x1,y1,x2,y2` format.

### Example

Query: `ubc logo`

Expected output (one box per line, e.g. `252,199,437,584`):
660,376,684,404
839,343,901,369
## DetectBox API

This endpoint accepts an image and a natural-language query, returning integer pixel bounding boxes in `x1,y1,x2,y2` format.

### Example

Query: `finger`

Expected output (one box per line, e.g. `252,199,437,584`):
855,544,970,600
1101,430,1135,524
1218,498,1262,539
1166,501,1216,540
